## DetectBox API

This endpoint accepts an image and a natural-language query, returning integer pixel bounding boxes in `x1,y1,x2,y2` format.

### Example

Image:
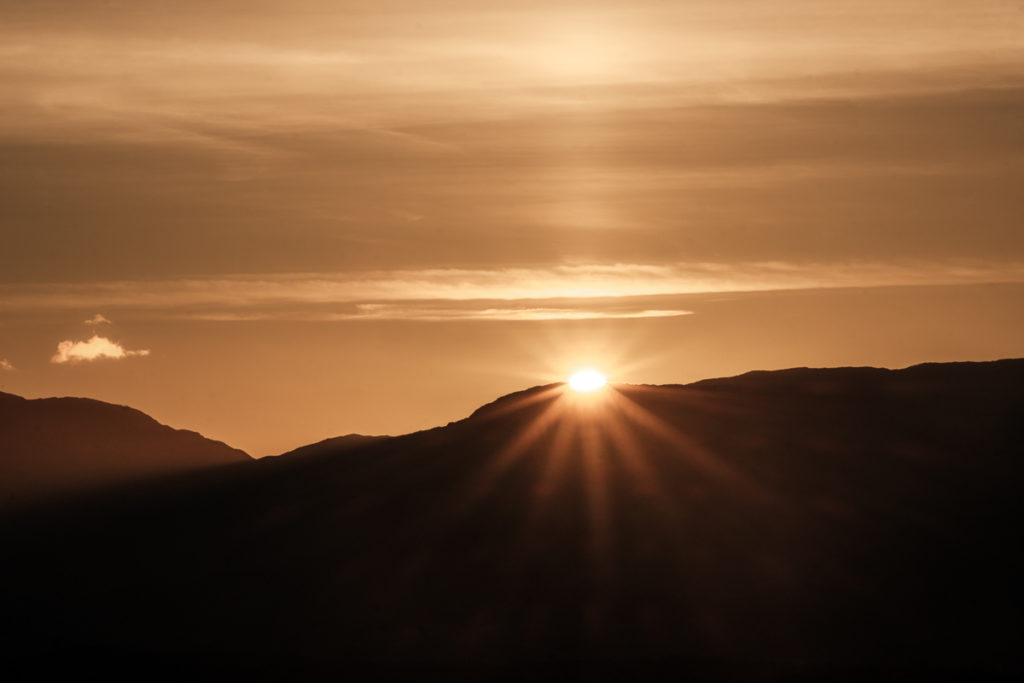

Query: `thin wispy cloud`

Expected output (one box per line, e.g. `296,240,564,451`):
0,359,14,371
1,261,1022,318
337,305,691,322
84,313,112,325
187,305,693,323
3,2,1021,147
51,335,150,364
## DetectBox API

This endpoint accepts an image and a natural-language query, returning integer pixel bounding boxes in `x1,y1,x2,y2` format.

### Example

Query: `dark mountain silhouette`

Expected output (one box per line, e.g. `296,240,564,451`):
273,432,389,460
2,359,1024,680
0,391,249,506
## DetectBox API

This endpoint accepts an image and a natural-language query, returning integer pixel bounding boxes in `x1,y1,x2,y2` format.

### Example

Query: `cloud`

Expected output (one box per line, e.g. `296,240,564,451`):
185,305,694,322
0,359,14,371
334,305,692,322
3,3,1021,153
1,260,1023,316
50,335,150,364
84,313,112,325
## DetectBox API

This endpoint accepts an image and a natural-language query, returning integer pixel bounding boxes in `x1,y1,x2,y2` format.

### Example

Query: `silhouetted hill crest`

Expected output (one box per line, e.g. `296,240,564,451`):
465,382,563,421
0,391,249,506
454,359,1024,428
3,359,1024,677
275,433,389,460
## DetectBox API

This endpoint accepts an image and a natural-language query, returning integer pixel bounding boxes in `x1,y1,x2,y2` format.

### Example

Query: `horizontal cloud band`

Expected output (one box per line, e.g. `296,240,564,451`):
4,261,1023,322
187,306,693,322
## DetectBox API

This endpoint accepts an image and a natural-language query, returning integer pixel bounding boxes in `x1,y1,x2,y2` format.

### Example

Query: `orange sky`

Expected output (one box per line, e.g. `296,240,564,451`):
1,1,1022,455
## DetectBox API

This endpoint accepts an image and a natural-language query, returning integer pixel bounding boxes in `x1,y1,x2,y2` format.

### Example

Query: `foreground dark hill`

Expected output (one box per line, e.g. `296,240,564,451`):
0,391,249,506
3,359,1024,679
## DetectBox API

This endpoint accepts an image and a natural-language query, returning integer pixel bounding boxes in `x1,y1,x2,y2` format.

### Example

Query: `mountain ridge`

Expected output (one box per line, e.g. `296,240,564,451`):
430,357,1024,436
2,359,1023,678
0,390,250,507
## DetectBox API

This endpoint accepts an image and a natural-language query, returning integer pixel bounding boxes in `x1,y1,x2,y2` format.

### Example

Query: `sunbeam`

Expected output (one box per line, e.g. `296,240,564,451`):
608,387,776,506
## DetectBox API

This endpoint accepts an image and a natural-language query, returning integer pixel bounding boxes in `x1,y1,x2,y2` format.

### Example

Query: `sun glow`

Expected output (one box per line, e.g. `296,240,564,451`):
568,369,607,392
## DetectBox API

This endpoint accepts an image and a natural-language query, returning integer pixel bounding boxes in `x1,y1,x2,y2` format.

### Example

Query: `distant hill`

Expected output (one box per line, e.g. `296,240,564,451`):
274,433,389,460
0,391,249,506
2,359,1023,680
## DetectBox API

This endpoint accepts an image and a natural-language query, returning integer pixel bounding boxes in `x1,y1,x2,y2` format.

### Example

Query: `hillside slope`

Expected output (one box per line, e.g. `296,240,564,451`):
3,359,1023,679
0,391,249,506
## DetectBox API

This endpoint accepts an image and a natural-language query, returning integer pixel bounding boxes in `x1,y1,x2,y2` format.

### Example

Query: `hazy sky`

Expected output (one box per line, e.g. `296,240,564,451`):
2,1,1022,455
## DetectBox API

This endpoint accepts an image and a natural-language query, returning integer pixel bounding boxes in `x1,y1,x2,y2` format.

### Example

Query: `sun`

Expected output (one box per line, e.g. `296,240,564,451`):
568,369,607,392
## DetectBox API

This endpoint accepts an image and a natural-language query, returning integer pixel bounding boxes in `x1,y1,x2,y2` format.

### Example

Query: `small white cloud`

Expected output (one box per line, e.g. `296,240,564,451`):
84,314,112,325
0,359,14,371
51,335,150,364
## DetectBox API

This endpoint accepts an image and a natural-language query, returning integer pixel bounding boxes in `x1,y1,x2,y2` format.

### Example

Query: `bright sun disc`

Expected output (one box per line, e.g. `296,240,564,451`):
568,370,606,392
